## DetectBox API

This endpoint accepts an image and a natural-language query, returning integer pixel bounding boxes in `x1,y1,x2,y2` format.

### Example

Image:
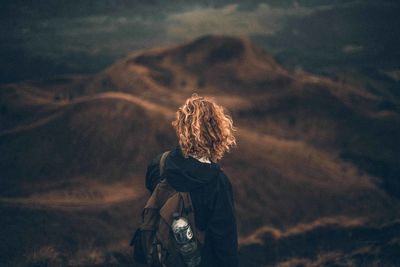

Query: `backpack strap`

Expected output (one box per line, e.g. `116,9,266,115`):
180,192,205,244
158,149,205,244
180,193,193,215
159,150,170,180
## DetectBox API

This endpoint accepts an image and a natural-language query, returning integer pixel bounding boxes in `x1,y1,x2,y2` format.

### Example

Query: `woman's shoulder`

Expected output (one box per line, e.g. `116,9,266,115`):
147,149,172,169
215,169,235,204
217,168,233,187
200,168,233,204
148,152,162,166
145,151,166,192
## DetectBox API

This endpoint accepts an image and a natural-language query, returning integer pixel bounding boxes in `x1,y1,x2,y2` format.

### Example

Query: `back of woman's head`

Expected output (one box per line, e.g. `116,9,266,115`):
171,93,237,163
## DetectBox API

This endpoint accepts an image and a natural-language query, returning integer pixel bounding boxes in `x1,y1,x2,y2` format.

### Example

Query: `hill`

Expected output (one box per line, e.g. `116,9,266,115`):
1,35,399,266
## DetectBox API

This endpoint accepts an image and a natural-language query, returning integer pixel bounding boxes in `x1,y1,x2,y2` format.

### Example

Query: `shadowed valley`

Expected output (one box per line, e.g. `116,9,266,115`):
1,36,399,267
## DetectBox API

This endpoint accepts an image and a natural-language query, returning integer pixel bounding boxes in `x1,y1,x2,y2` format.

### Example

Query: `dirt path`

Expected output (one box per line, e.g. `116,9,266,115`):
0,109,67,137
0,181,144,210
239,215,366,246
0,91,174,137
61,91,174,116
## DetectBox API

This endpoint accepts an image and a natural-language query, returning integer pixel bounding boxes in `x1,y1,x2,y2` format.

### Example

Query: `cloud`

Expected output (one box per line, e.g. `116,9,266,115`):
342,44,363,54
165,3,315,39
21,13,164,60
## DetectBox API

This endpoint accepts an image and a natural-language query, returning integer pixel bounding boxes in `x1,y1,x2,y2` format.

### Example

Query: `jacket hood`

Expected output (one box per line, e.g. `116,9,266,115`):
164,145,221,192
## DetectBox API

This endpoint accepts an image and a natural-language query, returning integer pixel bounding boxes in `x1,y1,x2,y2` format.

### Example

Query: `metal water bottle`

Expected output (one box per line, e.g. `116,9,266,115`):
171,212,201,267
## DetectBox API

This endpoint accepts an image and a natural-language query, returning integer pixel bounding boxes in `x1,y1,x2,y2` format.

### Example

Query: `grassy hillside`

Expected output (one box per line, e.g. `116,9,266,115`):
1,35,399,266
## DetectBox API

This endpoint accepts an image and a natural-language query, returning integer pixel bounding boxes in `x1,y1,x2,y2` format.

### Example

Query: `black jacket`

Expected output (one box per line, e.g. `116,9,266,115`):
145,145,238,267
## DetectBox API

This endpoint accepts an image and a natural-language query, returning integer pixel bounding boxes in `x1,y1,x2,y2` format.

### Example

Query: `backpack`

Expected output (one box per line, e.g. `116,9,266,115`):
130,150,205,267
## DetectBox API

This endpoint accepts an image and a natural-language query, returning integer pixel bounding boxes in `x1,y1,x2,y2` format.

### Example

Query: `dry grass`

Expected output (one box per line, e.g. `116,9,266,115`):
1,35,399,267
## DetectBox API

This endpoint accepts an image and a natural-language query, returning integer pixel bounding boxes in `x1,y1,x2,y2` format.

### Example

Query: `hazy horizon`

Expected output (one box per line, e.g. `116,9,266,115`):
1,0,399,84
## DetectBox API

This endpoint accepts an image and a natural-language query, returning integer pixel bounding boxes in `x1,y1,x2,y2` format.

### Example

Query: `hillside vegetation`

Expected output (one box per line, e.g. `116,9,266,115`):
1,35,399,266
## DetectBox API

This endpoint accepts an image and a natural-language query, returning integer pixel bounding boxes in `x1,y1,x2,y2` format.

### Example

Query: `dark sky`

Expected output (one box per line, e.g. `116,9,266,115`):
1,0,399,84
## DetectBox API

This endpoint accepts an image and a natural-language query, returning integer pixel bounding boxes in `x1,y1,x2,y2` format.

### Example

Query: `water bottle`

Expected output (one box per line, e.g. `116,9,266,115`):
171,212,201,267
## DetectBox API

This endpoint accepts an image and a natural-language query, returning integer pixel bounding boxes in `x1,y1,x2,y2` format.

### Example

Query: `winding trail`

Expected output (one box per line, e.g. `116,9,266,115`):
62,91,174,116
0,109,67,137
239,216,366,246
0,180,144,210
0,91,174,137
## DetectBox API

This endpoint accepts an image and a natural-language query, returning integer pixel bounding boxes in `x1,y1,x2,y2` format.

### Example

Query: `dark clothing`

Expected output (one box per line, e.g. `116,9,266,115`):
145,145,238,267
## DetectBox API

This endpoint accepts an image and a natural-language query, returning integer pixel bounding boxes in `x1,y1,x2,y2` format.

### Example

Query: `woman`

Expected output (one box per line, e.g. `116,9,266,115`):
145,93,238,267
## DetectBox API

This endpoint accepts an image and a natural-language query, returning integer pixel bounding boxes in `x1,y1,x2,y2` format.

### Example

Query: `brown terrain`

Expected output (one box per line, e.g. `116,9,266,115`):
1,35,399,266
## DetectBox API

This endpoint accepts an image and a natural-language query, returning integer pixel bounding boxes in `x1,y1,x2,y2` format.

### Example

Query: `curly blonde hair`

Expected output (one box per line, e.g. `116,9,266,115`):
171,93,237,163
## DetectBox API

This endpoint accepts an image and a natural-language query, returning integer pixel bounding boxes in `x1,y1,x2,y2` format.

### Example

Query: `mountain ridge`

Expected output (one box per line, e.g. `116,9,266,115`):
1,35,399,266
